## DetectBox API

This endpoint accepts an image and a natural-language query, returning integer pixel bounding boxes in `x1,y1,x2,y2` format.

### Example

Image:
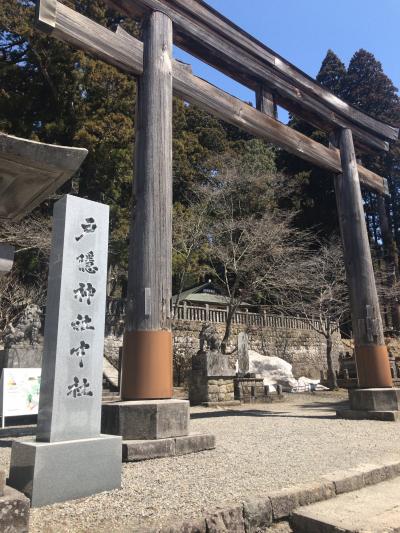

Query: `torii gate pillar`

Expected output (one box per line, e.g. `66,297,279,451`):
333,129,392,389
333,130,400,420
121,11,173,400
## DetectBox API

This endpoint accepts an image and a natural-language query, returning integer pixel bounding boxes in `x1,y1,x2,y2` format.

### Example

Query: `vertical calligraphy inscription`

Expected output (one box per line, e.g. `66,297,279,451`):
66,217,99,398
36,195,109,443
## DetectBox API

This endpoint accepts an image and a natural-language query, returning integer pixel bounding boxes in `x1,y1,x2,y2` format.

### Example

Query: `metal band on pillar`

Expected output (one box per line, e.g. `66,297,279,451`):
332,128,393,389
121,11,173,400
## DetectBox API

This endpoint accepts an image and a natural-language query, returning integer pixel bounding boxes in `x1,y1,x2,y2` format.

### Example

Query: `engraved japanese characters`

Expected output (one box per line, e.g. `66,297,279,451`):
36,195,109,443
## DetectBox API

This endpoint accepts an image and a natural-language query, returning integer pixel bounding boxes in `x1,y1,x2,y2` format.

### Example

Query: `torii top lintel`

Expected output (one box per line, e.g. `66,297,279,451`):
35,0,397,196
104,0,399,152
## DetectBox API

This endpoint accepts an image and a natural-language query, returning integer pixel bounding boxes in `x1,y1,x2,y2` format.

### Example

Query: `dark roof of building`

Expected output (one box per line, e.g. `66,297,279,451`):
172,281,251,306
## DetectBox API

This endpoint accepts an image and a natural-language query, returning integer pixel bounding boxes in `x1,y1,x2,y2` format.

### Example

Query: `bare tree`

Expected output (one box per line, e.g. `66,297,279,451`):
0,215,51,342
172,334,193,387
287,240,349,390
200,166,312,354
0,271,46,342
0,215,52,255
172,202,209,317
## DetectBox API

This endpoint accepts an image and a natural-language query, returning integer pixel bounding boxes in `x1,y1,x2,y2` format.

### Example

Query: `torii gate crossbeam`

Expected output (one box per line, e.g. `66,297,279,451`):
36,0,398,400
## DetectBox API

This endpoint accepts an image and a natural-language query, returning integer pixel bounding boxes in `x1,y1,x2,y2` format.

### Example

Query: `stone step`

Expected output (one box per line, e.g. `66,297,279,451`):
123,432,216,462
291,476,400,532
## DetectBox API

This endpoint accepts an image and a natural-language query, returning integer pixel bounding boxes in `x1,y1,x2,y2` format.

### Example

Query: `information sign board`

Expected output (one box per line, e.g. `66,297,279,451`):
0,368,41,427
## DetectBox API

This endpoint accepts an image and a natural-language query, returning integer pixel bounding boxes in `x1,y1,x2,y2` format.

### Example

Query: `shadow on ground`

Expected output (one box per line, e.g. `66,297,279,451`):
190,400,348,420
0,440,13,448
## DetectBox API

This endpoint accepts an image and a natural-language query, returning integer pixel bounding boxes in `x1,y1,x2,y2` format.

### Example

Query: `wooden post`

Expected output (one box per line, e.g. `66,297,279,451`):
256,85,276,119
333,128,392,388
121,11,173,400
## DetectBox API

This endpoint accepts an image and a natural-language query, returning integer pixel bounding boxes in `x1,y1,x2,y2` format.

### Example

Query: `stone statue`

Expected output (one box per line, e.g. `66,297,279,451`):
193,322,234,377
199,323,221,352
3,304,42,349
190,321,235,405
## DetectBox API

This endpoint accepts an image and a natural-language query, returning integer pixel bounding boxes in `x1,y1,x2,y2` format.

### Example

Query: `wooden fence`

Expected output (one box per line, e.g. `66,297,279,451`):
174,303,320,331
106,299,322,331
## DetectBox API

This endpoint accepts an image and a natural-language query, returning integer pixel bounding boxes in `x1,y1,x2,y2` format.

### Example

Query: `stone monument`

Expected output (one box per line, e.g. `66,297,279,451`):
237,331,249,375
189,323,236,405
8,195,121,507
234,332,265,402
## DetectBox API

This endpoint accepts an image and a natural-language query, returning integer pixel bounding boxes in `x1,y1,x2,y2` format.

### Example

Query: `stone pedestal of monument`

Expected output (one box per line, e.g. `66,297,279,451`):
189,350,237,406
102,399,215,461
234,375,266,403
337,388,400,421
9,436,121,507
8,196,121,506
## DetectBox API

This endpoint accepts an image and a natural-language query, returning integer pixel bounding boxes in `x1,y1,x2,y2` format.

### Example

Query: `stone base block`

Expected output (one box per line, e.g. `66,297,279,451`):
336,388,400,421
102,399,189,440
336,409,400,421
190,375,235,405
123,438,175,461
234,377,265,402
349,388,400,411
123,433,215,462
0,485,30,532
8,435,122,507
175,433,216,456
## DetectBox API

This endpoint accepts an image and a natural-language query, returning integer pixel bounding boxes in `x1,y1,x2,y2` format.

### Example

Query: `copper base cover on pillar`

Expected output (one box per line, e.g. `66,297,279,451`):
355,345,393,389
121,330,173,400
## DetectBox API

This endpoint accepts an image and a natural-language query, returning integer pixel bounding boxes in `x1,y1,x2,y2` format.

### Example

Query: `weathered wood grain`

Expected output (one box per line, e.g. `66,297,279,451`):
172,60,389,195
332,129,393,386
256,86,276,119
104,0,398,150
126,11,173,332
53,3,143,73
333,129,385,346
36,2,389,195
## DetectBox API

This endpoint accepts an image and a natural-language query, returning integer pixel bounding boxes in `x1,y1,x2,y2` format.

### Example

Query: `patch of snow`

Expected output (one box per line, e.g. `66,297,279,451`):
248,349,326,393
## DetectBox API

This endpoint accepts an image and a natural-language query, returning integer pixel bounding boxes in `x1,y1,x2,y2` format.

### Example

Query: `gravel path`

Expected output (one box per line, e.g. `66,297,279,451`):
1,392,400,532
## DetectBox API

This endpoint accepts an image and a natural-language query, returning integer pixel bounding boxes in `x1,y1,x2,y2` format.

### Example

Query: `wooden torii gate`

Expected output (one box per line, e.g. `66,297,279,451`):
36,0,399,400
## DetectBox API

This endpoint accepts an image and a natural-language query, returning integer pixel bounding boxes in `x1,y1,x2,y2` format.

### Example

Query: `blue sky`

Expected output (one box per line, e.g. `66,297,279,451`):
174,0,400,123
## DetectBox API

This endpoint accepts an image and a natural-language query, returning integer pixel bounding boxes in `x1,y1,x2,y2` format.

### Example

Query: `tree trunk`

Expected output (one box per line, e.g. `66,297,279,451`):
221,304,236,354
326,333,338,390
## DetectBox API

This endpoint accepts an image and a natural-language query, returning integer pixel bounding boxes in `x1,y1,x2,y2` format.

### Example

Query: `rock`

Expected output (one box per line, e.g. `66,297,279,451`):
206,504,245,533
243,497,273,532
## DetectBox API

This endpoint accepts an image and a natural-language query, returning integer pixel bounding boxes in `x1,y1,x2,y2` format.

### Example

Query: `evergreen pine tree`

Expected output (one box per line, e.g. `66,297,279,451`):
343,49,400,123
316,49,346,98
277,49,347,238
342,49,400,329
